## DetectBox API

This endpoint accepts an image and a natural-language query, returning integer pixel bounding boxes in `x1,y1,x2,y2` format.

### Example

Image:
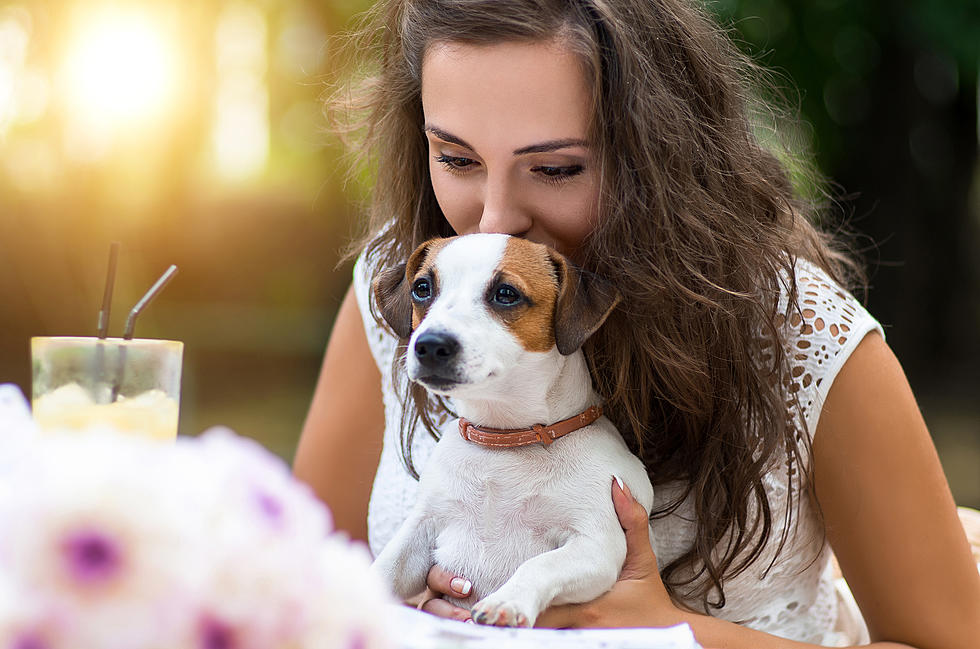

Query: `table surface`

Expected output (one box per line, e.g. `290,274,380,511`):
387,606,702,649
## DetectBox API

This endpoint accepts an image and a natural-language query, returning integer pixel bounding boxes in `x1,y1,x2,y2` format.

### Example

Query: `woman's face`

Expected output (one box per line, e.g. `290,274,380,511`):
420,39,600,258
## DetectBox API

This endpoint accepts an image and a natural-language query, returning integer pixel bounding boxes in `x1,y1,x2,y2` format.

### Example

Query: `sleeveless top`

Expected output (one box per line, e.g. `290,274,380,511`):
352,250,882,646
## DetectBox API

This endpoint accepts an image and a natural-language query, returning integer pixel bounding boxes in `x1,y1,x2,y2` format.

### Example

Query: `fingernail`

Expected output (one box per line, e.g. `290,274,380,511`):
465,618,475,624
451,577,472,596
613,475,624,491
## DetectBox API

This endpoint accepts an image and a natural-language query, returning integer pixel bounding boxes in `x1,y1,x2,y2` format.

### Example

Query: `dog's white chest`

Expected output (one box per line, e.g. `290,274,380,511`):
438,462,567,538
411,425,642,606
417,436,578,598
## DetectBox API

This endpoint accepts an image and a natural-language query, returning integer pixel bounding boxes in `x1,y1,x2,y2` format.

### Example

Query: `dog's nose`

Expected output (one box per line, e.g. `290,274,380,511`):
414,332,459,368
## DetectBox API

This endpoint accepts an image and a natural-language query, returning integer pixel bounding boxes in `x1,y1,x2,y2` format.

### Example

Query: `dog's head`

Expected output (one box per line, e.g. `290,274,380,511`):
373,234,620,396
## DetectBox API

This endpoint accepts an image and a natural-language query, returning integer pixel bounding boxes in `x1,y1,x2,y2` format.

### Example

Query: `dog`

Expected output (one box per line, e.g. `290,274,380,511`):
370,233,654,628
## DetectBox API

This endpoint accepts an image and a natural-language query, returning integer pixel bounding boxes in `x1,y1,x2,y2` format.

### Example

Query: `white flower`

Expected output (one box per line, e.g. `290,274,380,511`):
0,430,200,649
0,422,393,649
0,384,37,486
302,537,394,649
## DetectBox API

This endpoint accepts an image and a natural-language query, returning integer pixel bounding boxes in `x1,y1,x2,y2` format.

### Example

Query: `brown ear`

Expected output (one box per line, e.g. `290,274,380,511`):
373,262,412,338
372,240,438,339
549,251,621,355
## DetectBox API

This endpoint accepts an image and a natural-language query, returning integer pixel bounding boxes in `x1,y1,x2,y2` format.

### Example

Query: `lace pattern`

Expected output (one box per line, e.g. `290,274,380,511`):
353,252,881,645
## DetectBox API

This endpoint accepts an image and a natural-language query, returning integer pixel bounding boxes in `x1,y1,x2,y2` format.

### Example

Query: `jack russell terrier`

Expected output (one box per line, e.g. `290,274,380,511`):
371,233,654,628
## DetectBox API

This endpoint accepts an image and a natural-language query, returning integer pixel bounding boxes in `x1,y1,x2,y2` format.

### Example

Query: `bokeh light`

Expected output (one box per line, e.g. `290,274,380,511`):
0,7,31,133
212,2,269,181
59,5,181,144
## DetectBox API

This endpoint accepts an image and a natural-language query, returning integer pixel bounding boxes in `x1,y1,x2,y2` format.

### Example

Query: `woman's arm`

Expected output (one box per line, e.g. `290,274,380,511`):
811,330,980,648
293,285,385,544
538,332,980,649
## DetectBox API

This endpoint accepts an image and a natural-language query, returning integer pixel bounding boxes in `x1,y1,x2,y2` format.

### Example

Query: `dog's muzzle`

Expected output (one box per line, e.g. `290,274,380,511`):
414,331,459,367
412,331,462,388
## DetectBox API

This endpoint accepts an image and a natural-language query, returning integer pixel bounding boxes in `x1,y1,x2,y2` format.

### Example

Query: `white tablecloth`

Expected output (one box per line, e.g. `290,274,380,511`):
388,606,702,649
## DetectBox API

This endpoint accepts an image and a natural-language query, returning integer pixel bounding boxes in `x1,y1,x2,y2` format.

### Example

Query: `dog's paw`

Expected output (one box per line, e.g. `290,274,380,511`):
470,597,534,628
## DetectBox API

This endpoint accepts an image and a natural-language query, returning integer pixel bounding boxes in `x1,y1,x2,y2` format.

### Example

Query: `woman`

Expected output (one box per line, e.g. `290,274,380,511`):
293,0,980,646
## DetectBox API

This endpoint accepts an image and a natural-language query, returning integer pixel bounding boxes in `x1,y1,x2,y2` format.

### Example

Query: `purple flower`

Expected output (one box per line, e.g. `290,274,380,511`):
198,614,236,649
253,488,283,526
346,630,367,649
11,632,49,649
60,527,123,586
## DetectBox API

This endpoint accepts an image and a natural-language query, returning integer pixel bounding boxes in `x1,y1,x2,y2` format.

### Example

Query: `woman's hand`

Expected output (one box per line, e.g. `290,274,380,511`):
414,565,474,623
535,479,683,629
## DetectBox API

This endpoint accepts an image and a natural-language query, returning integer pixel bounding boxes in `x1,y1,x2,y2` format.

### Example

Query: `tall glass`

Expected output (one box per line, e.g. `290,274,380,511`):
31,337,183,440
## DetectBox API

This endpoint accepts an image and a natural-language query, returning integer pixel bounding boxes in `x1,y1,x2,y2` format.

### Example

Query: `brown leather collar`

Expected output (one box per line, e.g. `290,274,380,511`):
458,405,603,449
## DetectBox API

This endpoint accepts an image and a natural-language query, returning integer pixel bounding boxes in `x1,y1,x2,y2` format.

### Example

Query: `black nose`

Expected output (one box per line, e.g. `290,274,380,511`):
414,332,459,368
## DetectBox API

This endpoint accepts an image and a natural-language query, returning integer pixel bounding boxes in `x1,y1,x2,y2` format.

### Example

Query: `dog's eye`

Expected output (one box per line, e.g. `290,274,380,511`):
411,278,432,301
492,284,521,306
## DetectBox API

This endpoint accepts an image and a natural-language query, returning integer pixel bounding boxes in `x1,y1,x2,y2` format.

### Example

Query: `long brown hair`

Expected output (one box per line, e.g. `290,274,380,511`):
332,0,864,611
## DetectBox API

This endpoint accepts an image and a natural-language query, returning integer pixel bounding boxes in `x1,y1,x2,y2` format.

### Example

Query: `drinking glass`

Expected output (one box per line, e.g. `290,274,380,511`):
31,336,183,440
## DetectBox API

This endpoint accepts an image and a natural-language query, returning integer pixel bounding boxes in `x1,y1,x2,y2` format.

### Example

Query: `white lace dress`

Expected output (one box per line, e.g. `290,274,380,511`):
353,252,882,646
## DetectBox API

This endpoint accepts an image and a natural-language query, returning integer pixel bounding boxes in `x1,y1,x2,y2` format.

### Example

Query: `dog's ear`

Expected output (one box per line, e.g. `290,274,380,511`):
549,251,621,355
372,240,438,339
373,262,412,339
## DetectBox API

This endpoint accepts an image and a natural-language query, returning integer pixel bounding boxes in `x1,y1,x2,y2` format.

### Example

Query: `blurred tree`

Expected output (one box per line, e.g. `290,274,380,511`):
711,0,980,393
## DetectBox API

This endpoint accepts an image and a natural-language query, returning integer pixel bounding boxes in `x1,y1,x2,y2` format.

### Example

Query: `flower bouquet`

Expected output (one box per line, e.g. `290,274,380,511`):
0,386,393,649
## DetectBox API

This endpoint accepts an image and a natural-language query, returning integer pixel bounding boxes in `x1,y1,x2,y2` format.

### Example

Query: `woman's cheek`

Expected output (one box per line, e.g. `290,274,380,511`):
429,170,480,235
540,185,601,252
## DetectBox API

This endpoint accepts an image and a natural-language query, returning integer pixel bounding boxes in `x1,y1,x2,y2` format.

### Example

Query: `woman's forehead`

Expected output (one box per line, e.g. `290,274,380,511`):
420,39,592,150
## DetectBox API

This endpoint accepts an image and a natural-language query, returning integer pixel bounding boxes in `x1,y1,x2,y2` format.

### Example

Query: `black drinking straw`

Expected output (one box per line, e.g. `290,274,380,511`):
93,243,120,403
97,242,120,339
122,264,178,340
110,264,179,402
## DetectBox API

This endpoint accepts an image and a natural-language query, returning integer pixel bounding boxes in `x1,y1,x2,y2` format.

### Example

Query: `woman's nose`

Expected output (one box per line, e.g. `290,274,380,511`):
477,179,531,236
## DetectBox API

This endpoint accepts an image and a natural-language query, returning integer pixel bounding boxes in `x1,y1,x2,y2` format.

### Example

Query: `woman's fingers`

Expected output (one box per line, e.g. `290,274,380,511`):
419,593,473,622
612,477,659,580
415,565,473,621
426,564,473,597
612,477,649,533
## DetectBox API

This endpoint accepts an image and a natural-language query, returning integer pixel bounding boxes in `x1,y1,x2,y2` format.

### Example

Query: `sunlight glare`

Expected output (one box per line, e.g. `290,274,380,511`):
15,67,49,123
3,138,58,192
0,64,14,130
0,10,30,132
212,3,268,181
61,7,178,132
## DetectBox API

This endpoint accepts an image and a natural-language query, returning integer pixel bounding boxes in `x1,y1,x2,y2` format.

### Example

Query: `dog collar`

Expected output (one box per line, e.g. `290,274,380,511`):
458,405,603,449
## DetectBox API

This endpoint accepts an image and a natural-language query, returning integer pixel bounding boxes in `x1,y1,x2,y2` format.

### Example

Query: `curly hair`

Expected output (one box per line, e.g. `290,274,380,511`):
331,0,864,612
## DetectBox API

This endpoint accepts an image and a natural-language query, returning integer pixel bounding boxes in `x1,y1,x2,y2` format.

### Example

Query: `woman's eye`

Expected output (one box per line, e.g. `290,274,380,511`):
435,155,477,172
531,164,585,185
412,279,432,301
492,284,521,306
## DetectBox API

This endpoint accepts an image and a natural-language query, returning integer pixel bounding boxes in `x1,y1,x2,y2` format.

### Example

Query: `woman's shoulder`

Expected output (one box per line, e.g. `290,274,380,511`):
774,257,885,437
774,257,881,348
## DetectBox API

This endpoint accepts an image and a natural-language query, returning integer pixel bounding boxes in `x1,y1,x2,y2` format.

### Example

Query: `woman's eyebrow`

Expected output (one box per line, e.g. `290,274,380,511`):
424,125,473,151
512,138,588,155
424,124,587,156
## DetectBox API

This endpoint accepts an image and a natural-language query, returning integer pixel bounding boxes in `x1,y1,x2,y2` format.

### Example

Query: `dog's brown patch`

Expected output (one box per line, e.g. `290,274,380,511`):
409,237,454,331
493,238,559,353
